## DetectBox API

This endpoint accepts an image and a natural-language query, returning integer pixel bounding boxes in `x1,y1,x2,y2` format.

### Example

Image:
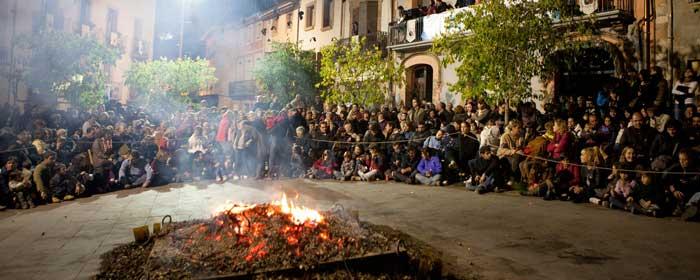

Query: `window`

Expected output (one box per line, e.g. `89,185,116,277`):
305,4,315,29
80,0,91,25
106,8,118,33
286,13,293,29
134,18,143,40
322,0,333,29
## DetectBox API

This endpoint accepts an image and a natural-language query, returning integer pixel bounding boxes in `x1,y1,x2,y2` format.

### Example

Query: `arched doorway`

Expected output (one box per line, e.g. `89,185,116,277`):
407,64,433,103
399,53,442,105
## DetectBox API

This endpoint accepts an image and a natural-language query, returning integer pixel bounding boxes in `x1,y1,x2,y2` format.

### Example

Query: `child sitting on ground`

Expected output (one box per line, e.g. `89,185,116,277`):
335,151,355,181
544,156,580,201
609,165,638,213
634,172,665,217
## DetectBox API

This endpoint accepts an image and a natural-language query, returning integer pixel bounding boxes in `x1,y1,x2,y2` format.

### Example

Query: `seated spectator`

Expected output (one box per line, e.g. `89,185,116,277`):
663,150,700,218
619,113,657,163
467,146,501,194
415,148,442,186
634,172,665,217
480,118,500,150
650,120,685,161
357,145,383,181
49,163,80,202
335,151,355,181
608,165,638,212
577,147,607,205
546,119,573,160
308,150,336,179
544,157,580,201
33,152,56,203
118,151,154,189
497,120,524,182
456,121,480,179
7,167,35,209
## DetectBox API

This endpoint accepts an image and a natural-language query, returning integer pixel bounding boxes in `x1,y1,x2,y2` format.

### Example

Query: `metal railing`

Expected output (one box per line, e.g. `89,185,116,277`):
388,18,423,46
597,0,634,14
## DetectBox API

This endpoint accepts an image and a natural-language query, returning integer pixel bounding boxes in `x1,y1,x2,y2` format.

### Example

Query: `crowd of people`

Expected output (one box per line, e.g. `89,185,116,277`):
0,67,699,222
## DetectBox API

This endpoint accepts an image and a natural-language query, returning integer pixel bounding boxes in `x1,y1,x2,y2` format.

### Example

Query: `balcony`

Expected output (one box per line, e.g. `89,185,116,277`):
388,7,468,51
555,0,635,27
387,0,635,51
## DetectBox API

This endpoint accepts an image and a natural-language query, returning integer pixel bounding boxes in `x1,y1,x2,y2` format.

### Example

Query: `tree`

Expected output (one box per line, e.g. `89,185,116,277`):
432,0,588,120
253,42,319,107
318,37,404,105
16,30,121,109
125,57,217,107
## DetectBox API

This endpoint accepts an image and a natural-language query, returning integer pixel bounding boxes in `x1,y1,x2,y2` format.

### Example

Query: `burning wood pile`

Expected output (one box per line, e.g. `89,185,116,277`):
97,194,443,279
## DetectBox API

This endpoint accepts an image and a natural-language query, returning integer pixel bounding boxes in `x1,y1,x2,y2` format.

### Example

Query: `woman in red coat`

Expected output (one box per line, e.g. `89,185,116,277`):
547,119,572,160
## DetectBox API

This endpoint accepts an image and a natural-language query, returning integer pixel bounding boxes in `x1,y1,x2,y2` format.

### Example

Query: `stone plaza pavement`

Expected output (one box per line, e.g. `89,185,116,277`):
1,179,699,280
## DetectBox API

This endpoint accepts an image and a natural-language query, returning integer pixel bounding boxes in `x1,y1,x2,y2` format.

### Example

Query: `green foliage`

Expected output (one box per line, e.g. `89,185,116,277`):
253,42,319,107
318,37,404,105
432,0,588,106
125,57,217,106
16,30,121,109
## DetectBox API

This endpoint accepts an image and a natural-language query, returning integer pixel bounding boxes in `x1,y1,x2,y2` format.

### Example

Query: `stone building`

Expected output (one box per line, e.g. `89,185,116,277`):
387,0,700,106
206,0,700,108
0,0,157,110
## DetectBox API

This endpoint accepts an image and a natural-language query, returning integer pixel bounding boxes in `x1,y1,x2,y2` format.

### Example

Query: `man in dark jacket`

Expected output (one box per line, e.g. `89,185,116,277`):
619,112,657,161
650,120,685,160
456,122,480,175
467,146,501,194
663,150,700,217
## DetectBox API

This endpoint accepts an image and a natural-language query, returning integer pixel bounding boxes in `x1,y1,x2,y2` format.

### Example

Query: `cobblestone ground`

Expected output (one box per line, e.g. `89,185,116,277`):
1,179,699,280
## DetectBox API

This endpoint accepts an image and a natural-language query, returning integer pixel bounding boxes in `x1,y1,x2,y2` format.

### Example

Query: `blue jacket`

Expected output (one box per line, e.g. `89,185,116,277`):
417,156,442,175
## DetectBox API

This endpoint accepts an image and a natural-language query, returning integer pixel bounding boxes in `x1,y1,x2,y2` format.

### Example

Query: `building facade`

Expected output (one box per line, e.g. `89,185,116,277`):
0,0,157,110
207,0,700,109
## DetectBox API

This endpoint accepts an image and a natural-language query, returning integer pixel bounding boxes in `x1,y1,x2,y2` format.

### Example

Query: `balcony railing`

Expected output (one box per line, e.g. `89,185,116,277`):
580,0,634,15
388,7,464,47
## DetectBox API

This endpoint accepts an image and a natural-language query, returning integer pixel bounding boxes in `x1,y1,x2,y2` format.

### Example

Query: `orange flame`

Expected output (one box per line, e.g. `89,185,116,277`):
273,193,324,225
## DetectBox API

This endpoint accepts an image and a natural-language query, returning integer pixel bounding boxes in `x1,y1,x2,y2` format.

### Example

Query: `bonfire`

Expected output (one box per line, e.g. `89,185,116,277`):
97,194,443,279
142,194,395,278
